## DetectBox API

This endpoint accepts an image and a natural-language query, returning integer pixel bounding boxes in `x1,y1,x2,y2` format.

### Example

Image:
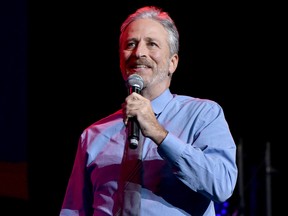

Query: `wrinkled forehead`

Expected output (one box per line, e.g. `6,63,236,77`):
120,18,168,42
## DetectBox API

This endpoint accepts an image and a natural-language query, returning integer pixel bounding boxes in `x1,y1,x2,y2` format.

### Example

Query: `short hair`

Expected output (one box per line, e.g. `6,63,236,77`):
120,6,179,57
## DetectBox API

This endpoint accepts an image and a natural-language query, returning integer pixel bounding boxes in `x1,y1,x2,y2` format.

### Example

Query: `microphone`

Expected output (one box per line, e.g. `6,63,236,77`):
126,74,144,149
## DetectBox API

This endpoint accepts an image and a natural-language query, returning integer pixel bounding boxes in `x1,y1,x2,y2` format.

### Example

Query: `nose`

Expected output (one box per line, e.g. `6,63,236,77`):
134,42,147,58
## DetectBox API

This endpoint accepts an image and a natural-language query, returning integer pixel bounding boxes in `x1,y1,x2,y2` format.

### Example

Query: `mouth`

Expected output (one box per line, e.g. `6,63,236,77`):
128,59,152,69
131,64,149,69
129,65,151,74
124,60,152,79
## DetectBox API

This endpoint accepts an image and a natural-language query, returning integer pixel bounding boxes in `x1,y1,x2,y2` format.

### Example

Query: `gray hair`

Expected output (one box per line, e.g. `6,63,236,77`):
120,6,179,57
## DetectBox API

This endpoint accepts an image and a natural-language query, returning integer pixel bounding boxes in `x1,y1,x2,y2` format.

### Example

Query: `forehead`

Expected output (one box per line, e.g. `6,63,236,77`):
123,18,168,39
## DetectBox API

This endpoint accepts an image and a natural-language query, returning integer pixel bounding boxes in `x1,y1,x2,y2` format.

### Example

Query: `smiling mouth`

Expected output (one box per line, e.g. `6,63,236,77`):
133,65,148,69
128,59,152,68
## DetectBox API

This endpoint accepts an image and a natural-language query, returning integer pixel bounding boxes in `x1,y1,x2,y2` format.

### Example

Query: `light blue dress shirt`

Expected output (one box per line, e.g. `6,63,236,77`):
60,88,238,216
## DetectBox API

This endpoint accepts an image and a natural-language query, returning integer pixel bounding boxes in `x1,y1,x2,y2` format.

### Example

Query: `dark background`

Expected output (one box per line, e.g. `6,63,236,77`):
1,0,285,215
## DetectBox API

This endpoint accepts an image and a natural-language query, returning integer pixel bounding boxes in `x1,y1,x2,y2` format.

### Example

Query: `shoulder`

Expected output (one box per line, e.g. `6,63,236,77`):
173,94,222,111
170,94,225,122
82,109,123,135
77,109,124,155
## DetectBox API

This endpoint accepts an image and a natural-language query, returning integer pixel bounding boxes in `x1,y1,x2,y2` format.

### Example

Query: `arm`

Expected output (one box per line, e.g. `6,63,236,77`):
60,133,93,216
158,102,238,202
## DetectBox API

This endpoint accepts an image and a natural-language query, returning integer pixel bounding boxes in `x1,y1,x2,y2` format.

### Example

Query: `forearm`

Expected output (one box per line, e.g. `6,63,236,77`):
158,132,238,202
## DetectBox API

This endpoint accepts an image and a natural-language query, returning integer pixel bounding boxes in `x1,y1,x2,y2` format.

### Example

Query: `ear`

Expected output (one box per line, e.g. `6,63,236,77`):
168,54,179,76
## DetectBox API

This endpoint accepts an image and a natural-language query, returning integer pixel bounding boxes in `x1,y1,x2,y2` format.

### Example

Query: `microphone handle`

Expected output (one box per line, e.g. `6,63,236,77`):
128,117,139,149
128,86,141,149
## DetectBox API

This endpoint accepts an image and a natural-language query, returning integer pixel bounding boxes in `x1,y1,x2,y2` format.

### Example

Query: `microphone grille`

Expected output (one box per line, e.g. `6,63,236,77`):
127,74,144,90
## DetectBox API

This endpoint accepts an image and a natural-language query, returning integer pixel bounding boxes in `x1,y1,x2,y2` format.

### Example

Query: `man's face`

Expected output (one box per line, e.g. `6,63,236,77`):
119,18,174,89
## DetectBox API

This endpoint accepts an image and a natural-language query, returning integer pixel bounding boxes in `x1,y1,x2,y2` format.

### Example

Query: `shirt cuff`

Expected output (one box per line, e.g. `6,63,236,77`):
157,132,187,165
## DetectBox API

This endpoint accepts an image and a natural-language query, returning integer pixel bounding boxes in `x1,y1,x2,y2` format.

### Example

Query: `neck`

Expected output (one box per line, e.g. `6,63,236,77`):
141,85,168,101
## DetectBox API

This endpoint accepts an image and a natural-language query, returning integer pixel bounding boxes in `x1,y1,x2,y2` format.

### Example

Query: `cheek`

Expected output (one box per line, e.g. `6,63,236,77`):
120,62,127,80
119,52,126,65
120,51,130,63
120,52,130,80
154,58,168,70
152,51,166,63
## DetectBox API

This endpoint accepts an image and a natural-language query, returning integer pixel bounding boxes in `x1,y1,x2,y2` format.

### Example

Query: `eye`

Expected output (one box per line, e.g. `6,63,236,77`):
147,41,158,48
126,41,136,50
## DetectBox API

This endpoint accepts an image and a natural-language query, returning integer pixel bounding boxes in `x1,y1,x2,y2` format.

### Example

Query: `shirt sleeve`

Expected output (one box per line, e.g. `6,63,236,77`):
60,133,93,216
157,102,238,203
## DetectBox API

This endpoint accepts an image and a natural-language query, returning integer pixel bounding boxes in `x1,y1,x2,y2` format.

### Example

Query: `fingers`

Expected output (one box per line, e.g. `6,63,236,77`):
122,93,144,125
124,116,129,125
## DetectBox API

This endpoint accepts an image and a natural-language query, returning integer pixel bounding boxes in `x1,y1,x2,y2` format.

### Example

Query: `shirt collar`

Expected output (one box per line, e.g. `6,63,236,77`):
151,89,173,116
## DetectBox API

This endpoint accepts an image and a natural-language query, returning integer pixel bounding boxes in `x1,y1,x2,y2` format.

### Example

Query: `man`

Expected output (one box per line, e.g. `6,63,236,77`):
60,5,238,216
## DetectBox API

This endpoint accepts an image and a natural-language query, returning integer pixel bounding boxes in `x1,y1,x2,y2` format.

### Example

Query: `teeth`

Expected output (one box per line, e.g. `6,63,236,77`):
135,65,147,68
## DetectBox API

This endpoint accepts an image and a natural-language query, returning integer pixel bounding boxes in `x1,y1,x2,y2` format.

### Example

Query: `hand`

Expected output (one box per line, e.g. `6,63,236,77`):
122,92,168,145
